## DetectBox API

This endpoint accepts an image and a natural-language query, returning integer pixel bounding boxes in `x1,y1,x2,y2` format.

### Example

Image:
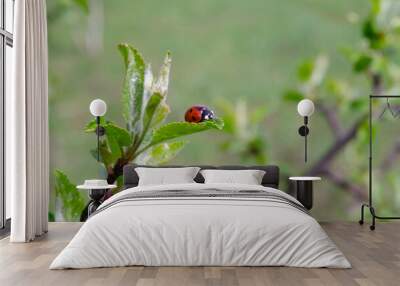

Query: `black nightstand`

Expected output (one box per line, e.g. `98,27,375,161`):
289,177,321,210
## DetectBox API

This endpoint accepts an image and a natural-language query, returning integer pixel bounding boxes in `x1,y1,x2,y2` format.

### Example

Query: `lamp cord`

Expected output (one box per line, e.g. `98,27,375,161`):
96,116,100,162
304,116,308,163
305,132,307,162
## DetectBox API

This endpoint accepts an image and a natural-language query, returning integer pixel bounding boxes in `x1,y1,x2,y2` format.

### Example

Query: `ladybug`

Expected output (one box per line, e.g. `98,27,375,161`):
184,105,215,123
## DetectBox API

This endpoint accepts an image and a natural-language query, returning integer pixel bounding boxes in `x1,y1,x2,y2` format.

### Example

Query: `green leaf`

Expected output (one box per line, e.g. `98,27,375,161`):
86,120,131,147
84,117,106,132
105,131,122,160
116,175,124,187
308,55,329,87
150,102,171,128
363,18,378,40
297,60,314,82
371,0,381,15
370,54,387,74
153,52,172,96
105,123,132,147
143,64,154,100
350,98,367,111
325,78,345,98
144,141,187,165
87,121,132,166
97,124,132,164
283,89,304,102
48,212,55,222
250,105,268,125
54,170,86,221
245,136,268,164
138,119,224,154
72,0,89,13
362,18,385,49
143,92,163,130
118,43,146,133
353,55,373,72
91,141,115,167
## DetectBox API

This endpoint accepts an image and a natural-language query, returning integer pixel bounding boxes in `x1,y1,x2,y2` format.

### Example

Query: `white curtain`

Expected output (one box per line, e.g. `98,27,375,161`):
8,0,49,242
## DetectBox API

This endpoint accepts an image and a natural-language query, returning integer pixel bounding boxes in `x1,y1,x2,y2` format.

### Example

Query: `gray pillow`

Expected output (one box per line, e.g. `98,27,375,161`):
200,169,266,185
135,167,201,186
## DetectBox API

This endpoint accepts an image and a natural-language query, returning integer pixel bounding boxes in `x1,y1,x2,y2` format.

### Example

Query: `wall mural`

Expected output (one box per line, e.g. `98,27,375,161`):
47,0,400,221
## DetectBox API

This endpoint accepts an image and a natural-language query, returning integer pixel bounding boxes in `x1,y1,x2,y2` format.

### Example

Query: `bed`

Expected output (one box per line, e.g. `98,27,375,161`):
50,164,350,269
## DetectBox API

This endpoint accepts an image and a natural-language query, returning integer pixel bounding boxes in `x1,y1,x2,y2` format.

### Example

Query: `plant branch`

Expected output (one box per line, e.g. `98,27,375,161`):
308,113,368,176
371,72,383,95
133,143,154,159
316,102,342,138
322,168,366,201
305,113,367,199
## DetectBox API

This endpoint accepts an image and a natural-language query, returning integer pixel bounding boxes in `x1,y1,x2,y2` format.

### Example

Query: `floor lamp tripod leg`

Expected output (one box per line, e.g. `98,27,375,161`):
359,204,367,225
369,206,376,231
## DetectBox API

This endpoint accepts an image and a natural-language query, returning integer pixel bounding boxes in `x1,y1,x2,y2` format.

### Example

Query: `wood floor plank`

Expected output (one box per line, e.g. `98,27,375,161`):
0,222,399,286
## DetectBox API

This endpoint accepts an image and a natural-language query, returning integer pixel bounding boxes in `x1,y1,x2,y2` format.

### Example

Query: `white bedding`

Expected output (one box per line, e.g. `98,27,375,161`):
50,183,351,269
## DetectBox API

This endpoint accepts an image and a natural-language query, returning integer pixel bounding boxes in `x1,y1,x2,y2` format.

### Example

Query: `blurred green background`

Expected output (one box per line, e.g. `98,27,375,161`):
48,0,400,221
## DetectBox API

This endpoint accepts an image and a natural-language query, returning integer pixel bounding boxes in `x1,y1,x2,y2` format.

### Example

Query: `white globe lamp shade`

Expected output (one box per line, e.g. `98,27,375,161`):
297,99,315,117
90,99,107,117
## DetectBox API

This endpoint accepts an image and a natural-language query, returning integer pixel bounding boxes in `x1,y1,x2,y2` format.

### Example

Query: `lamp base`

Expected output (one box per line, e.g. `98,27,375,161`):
95,125,105,136
87,188,107,216
298,125,309,136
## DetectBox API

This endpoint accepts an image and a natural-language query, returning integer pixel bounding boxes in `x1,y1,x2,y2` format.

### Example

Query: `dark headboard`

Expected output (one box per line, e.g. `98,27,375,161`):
123,164,280,189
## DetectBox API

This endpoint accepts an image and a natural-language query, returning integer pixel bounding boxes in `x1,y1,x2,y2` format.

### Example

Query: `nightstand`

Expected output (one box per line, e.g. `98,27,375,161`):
289,177,321,210
77,180,117,216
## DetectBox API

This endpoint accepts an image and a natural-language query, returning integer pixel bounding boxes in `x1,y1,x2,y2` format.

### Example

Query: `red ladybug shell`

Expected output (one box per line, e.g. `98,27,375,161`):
185,106,204,123
184,106,215,123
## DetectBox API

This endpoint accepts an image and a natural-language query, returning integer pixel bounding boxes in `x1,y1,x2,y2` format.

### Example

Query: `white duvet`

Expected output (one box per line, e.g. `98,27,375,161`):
50,183,350,269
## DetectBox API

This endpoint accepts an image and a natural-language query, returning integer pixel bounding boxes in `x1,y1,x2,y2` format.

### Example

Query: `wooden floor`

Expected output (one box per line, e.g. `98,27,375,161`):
0,222,399,286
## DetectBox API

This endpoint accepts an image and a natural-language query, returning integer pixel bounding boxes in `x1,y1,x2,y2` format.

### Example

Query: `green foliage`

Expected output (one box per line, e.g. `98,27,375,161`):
84,117,106,132
353,55,373,72
147,119,224,149
54,170,86,221
46,0,89,28
105,124,132,148
283,55,329,104
143,93,164,130
153,51,172,97
349,97,367,112
147,53,172,127
118,44,146,134
151,102,170,129
48,212,55,222
297,60,314,82
86,119,132,167
283,90,304,102
139,141,188,165
55,43,223,221
72,0,89,13
362,18,385,49
216,99,268,164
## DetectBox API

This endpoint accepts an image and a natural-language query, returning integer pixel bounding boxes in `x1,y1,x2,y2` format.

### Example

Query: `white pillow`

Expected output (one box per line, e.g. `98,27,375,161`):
200,169,266,185
135,167,200,186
